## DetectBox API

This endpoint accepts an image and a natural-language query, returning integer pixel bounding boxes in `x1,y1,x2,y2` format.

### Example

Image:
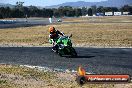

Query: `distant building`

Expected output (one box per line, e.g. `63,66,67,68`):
122,12,129,15
96,13,104,16
105,12,113,16
114,12,122,16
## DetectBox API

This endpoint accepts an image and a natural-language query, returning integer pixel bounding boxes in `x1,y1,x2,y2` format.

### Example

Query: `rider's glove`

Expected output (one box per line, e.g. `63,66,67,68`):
49,39,53,44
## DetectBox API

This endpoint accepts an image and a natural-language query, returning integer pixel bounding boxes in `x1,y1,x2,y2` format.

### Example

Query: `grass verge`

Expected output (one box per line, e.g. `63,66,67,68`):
0,21,132,47
1,64,131,88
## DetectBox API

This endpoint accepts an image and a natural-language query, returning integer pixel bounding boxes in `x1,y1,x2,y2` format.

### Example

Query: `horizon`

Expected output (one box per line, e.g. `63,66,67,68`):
0,0,107,7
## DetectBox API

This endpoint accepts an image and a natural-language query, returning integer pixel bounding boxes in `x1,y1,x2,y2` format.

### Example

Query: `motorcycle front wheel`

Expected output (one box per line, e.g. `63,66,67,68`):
70,47,77,57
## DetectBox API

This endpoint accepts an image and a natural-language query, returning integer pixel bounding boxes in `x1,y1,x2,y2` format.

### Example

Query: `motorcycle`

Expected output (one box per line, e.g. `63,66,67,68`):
49,34,77,57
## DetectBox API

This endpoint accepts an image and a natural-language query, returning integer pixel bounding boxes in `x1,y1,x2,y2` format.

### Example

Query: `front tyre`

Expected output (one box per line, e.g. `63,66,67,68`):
58,52,63,56
70,47,77,57
57,48,64,57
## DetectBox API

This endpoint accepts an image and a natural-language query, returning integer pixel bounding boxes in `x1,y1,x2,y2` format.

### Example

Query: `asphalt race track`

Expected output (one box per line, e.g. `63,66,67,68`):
0,47,132,76
0,18,51,29
1,17,132,29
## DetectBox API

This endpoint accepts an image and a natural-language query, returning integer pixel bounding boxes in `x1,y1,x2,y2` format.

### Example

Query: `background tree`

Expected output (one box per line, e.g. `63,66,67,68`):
91,5,97,15
96,6,104,13
58,6,65,17
53,8,61,17
75,8,82,17
81,7,87,16
120,5,132,14
16,1,24,8
0,3,131,19
88,8,92,16
0,7,5,18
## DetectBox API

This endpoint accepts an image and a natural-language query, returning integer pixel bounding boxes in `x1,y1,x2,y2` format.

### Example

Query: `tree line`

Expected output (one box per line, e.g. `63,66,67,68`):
0,2,132,18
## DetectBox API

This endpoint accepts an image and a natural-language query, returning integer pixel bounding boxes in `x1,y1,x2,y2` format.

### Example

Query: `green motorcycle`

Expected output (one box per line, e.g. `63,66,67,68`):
49,34,77,57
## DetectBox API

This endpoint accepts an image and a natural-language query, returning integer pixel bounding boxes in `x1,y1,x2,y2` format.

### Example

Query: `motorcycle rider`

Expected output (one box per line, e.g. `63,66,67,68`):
49,26,64,52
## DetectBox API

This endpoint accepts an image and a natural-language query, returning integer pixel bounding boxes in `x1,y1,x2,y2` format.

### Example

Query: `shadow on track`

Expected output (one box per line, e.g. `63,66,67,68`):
65,55,95,58
76,55,95,58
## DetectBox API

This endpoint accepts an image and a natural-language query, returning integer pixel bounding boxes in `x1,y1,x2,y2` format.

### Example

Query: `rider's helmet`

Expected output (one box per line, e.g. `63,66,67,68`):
49,26,56,33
